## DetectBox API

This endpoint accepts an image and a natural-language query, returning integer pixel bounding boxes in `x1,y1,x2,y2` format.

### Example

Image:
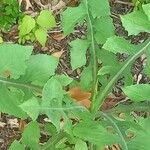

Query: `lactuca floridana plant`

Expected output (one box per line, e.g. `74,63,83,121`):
18,10,56,47
0,0,150,150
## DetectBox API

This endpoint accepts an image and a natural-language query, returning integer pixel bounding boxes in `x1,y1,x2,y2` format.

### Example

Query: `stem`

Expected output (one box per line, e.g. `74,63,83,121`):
92,40,150,112
0,77,42,93
85,0,98,111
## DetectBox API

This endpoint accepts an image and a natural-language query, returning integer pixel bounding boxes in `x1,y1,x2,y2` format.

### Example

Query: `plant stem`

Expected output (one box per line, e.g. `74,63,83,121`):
85,0,98,111
92,40,150,112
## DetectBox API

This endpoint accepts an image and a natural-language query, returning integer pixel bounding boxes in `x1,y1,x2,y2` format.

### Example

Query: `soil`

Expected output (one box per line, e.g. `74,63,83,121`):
0,0,150,149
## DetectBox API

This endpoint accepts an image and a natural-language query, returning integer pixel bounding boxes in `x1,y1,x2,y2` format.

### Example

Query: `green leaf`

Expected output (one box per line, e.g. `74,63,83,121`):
69,39,89,70
73,120,119,147
74,139,88,150
143,3,150,21
19,15,35,36
19,97,40,121
121,10,150,35
80,66,92,90
88,0,110,18
42,77,64,130
9,140,24,150
144,48,150,76
0,85,27,118
123,84,150,101
94,16,115,44
21,54,59,86
22,121,40,150
35,28,47,47
0,44,32,79
98,66,113,76
36,10,56,29
62,3,86,35
103,36,137,54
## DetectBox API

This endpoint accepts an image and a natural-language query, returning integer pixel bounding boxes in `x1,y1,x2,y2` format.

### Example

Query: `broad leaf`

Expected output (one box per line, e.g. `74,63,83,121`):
21,54,59,86
22,121,40,150
123,84,150,101
69,39,89,70
0,44,32,79
36,10,56,29
94,16,115,44
62,3,86,35
74,139,88,150
9,140,24,150
103,36,137,54
121,10,150,35
88,0,110,18
19,15,35,36
143,3,150,21
73,120,119,147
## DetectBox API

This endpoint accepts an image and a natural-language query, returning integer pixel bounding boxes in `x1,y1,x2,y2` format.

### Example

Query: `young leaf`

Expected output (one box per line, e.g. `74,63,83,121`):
94,16,115,44
22,121,40,150
9,140,24,150
88,0,110,18
122,84,150,101
74,139,88,150
73,120,119,147
62,3,86,35
19,97,40,121
19,15,35,36
0,44,32,79
69,39,89,70
35,28,47,47
103,36,137,54
121,10,150,35
36,10,56,29
20,54,59,86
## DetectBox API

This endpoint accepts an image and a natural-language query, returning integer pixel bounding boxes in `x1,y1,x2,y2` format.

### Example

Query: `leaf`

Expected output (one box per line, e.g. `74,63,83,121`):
88,0,110,18
42,77,64,130
0,44,32,79
98,66,114,76
94,16,115,44
121,10,150,35
0,36,3,43
69,39,89,70
22,121,40,150
35,28,47,47
19,15,35,36
51,49,64,58
62,3,86,35
21,54,59,86
142,3,150,21
9,140,24,150
122,84,150,101
73,120,119,147
19,97,40,121
74,139,88,150
103,36,137,54
0,85,27,118
68,86,91,108
36,10,56,29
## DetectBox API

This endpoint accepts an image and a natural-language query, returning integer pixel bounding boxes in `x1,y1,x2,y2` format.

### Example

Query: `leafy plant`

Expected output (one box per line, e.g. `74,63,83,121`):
0,0,23,31
18,10,56,47
0,0,150,150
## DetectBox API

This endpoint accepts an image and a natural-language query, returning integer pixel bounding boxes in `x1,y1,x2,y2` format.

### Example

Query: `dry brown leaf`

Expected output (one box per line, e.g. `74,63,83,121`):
51,50,64,58
52,33,65,42
19,120,26,132
68,87,91,108
67,0,79,7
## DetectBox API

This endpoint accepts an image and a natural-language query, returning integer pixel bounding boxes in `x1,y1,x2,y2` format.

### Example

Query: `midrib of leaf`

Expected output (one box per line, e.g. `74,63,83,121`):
93,40,150,112
100,112,128,150
85,0,98,107
0,77,42,93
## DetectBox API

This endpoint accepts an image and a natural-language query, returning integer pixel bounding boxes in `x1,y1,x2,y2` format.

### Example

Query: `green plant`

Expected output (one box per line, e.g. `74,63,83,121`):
0,0,23,31
18,10,56,47
0,0,150,150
